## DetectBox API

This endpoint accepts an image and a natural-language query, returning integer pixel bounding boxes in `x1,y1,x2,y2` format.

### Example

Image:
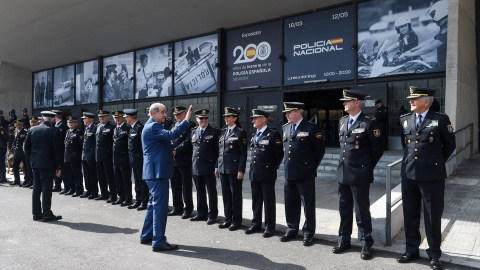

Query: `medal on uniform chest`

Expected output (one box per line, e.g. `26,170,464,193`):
403,120,408,128
230,145,233,149
340,122,344,131
429,137,434,143
355,145,359,150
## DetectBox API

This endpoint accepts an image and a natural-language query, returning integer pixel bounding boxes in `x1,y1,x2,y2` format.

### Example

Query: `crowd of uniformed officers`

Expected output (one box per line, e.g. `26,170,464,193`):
0,85,455,269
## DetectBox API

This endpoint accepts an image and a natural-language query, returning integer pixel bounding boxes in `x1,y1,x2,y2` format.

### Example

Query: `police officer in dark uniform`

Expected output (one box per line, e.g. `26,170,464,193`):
11,120,28,186
333,90,385,260
397,87,456,270
21,108,30,129
63,116,84,196
0,119,8,183
24,111,63,222
280,102,325,246
190,109,219,225
22,116,40,188
7,122,15,150
124,109,148,210
9,109,17,124
52,110,68,193
246,109,283,237
94,110,116,202
112,110,132,206
215,107,247,231
168,106,196,218
81,112,98,199
374,99,388,150
0,110,8,128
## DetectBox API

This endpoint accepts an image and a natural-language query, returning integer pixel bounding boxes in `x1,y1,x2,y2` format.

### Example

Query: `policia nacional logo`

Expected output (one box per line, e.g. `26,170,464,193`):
373,129,381,137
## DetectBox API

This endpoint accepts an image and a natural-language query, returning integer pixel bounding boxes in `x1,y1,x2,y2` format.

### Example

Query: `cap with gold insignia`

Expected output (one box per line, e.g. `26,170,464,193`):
223,107,240,117
52,109,64,116
29,116,40,122
41,111,56,117
171,106,186,115
22,108,28,112
81,112,95,119
111,110,124,118
251,109,269,118
406,86,436,99
13,119,24,125
194,109,209,117
123,109,138,117
339,90,368,101
66,116,78,122
97,110,110,116
282,102,304,112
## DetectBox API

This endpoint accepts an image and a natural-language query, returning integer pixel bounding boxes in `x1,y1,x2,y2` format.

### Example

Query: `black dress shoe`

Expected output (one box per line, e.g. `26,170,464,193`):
29,186,33,189
167,210,182,216
181,212,192,219
229,224,240,231
106,197,117,203
59,189,66,194
42,215,62,222
280,234,296,242
72,193,81,197
218,222,231,229
95,195,109,201
128,201,141,209
88,194,98,200
430,258,443,270
23,183,32,188
121,201,132,207
137,203,147,211
52,187,62,192
190,215,208,221
397,252,420,263
361,246,372,260
263,231,274,238
332,241,351,254
10,182,20,186
152,242,179,252
245,226,261,235
79,193,90,198
303,236,314,246
65,190,75,195
112,198,124,205
33,214,43,221
206,218,216,225
140,238,152,245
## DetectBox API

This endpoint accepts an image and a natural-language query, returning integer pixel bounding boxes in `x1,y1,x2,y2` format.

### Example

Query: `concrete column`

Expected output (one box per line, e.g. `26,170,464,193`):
0,61,32,116
445,0,478,155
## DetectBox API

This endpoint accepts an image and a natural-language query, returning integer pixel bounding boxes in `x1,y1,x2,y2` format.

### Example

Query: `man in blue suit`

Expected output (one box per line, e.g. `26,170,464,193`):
140,103,193,252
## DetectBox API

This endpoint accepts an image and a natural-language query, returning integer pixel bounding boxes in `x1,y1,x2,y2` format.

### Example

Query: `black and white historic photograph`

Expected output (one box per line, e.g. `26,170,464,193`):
103,52,134,102
357,0,448,78
33,70,53,109
76,60,99,104
135,44,172,99
174,34,218,96
53,65,75,107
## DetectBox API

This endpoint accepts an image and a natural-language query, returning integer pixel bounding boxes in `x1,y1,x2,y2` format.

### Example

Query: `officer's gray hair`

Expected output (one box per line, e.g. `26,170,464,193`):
148,103,165,117
43,116,53,123
424,96,434,107
358,101,365,109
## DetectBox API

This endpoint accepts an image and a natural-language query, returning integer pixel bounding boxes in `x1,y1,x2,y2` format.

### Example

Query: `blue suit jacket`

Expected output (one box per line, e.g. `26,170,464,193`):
142,117,190,180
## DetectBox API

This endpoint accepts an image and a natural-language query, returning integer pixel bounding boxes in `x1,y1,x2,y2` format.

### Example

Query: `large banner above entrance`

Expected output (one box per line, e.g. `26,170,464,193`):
283,4,355,85
357,0,448,78
225,20,282,91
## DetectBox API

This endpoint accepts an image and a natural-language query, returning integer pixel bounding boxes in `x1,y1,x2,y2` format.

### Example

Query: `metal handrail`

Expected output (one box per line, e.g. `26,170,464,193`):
384,123,474,246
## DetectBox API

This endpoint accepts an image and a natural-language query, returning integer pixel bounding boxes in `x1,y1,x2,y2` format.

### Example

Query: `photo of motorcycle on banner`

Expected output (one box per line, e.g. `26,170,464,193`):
76,60,99,105
283,4,355,85
33,70,53,109
174,34,218,96
225,20,282,91
357,0,448,78
53,65,75,107
103,52,134,102
135,44,173,99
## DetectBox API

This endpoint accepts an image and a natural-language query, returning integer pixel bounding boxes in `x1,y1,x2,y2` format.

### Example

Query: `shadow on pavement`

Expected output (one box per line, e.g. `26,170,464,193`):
49,221,139,234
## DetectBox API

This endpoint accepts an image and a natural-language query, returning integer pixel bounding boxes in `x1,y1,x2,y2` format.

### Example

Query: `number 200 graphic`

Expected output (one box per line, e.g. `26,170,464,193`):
233,41,271,64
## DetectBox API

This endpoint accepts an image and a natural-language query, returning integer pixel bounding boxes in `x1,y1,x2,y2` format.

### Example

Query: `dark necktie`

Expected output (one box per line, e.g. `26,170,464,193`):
200,129,204,138
291,124,296,135
348,118,354,130
256,131,261,142
417,115,423,130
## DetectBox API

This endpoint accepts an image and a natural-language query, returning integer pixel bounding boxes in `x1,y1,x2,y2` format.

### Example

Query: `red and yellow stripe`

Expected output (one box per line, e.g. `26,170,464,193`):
330,38,343,44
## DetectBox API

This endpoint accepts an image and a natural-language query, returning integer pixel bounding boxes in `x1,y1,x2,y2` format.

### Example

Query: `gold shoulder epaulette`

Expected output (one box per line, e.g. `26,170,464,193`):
400,112,413,118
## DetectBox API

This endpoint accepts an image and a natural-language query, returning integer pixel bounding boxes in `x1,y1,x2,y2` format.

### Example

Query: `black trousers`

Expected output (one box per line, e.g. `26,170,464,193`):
337,182,373,247
132,166,148,204
82,159,97,196
170,165,193,213
250,180,276,232
24,153,33,185
64,161,84,194
12,153,27,184
284,179,316,238
402,178,445,258
220,173,243,226
193,174,218,219
54,151,65,189
113,161,132,201
32,168,55,217
0,147,6,180
96,161,114,198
